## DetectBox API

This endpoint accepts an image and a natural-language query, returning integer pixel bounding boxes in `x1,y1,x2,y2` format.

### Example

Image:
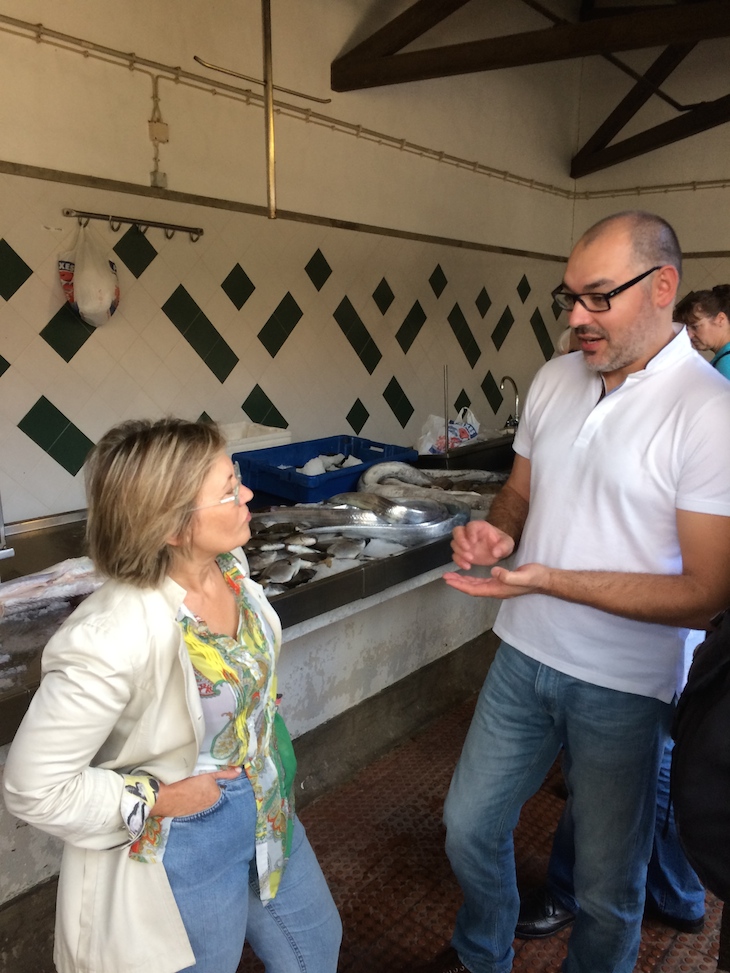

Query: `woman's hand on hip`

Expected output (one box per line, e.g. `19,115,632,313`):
152,767,242,818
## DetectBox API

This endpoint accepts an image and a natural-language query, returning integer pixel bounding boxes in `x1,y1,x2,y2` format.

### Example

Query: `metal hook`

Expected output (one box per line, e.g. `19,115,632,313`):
109,217,122,232
189,231,201,243
78,217,90,227
136,224,149,235
164,228,175,240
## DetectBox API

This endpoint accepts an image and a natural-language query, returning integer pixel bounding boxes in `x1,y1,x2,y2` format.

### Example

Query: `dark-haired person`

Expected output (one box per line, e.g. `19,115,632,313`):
675,284,730,379
425,212,730,973
3,418,341,973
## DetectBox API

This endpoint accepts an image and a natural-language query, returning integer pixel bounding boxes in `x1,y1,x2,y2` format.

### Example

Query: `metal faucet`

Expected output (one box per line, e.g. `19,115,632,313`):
500,375,520,428
0,488,15,561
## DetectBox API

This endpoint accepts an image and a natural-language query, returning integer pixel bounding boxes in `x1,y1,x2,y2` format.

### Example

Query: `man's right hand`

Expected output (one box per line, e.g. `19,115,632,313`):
450,521,515,570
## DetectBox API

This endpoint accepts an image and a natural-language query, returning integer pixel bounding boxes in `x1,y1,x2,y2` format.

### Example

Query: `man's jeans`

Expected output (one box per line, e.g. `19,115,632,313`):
444,642,671,973
548,739,705,922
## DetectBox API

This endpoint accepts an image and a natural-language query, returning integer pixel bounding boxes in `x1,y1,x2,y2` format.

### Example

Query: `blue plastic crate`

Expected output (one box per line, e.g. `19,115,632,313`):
233,435,417,504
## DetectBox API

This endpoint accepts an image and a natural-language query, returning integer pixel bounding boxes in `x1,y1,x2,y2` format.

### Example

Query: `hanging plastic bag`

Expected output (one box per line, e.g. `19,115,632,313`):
416,407,480,455
58,224,120,327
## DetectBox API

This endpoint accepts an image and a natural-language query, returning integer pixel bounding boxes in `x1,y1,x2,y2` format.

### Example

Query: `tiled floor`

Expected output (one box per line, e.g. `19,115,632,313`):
239,695,723,973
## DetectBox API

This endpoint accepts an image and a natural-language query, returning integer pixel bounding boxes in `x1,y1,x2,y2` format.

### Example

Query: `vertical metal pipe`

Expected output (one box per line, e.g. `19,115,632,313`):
261,0,276,218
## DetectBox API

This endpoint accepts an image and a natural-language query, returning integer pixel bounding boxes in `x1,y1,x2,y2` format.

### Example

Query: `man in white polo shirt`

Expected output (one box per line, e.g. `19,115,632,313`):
429,211,730,973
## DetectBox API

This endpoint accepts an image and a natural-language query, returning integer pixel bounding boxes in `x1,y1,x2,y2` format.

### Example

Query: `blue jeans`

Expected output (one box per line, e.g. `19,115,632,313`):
548,739,705,921
444,642,671,973
163,770,342,973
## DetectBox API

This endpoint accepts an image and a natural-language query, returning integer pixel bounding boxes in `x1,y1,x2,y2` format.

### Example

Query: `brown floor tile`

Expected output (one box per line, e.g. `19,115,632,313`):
238,696,724,973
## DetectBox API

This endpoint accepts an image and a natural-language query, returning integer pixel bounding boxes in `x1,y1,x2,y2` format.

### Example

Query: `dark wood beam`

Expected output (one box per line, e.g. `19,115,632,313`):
336,0,474,63
572,44,695,166
571,93,730,177
331,0,730,91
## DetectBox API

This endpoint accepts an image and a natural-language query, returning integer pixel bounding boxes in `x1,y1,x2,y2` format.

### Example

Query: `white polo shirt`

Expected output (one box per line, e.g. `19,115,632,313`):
494,329,730,702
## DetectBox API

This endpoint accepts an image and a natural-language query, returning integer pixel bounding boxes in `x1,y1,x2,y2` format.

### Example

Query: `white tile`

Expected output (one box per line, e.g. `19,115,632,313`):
93,314,142,361
141,312,182,361
119,335,163,386
74,392,126,442
10,273,60,334
116,280,164,334
69,338,118,390
137,257,180,306
12,337,93,419
120,389,166,422
0,302,36,362
145,362,185,412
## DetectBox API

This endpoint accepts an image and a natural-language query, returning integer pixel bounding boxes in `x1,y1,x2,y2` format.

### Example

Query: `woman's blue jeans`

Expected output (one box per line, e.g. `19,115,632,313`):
548,739,705,922
163,770,342,973
444,642,671,973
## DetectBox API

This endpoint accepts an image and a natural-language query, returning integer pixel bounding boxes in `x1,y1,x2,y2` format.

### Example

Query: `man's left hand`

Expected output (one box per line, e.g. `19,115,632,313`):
443,562,550,599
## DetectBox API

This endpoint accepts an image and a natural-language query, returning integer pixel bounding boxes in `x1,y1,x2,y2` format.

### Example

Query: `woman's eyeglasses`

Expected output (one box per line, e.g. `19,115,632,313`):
193,462,244,510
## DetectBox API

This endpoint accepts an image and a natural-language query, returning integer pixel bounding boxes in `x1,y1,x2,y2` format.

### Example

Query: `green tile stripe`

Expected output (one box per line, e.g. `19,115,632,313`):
475,287,492,319
333,297,382,375
396,301,426,354
481,372,503,415
491,307,515,351
0,238,33,301
18,396,94,476
163,285,238,382
517,274,531,303
242,385,288,428
41,303,95,362
531,307,555,361
383,376,414,428
447,303,481,368
0,355,9,379
258,292,303,358
454,389,471,413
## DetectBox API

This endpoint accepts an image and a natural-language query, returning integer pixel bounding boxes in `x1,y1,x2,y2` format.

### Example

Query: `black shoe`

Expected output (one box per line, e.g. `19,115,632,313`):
643,896,705,934
418,946,471,972
515,887,576,940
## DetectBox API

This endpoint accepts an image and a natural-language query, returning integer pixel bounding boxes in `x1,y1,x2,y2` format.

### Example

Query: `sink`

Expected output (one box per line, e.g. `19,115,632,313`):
415,429,515,473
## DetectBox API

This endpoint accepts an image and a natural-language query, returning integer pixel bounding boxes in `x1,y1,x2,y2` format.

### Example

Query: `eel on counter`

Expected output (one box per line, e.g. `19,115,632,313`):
357,462,508,512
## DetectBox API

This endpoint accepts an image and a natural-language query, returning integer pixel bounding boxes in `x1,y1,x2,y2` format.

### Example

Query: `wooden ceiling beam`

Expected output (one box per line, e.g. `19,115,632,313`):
571,43,695,168
571,92,730,177
336,0,474,64
331,0,730,91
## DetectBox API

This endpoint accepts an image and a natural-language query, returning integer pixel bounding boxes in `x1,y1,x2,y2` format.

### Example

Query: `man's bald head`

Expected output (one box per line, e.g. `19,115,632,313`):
576,211,682,283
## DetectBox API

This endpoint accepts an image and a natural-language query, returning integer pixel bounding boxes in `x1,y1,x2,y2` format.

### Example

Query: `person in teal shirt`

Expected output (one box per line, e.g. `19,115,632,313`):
675,284,730,379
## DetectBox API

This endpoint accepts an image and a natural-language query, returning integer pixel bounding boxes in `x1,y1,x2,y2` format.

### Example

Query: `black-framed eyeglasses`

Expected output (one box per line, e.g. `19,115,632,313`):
552,266,661,313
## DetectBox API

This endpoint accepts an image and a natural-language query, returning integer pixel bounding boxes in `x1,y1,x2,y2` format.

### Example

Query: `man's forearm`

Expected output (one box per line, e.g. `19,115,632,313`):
488,484,529,547
540,567,728,630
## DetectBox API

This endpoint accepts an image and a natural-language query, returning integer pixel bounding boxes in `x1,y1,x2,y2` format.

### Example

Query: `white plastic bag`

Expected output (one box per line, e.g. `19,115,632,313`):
417,407,480,454
58,224,120,327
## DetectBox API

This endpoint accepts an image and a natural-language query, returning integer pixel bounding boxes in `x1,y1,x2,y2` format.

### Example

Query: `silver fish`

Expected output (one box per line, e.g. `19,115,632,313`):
326,537,367,559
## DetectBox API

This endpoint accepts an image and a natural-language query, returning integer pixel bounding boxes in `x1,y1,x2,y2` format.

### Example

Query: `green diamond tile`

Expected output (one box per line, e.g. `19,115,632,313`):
481,372,503,415
0,239,33,301
198,411,214,423
113,226,158,279
163,286,238,382
552,298,563,320
372,278,394,315
204,337,239,383
476,287,492,319
258,293,303,358
396,301,426,354
18,396,93,475
491,307,515,351
429,264,447,298
454,389,471,413
383,376,414,428
304,249,331,291
242,385,288,428
41,303,95,362
333,297,382,375
222,264,255,310
531,307,554,362
447,303,481,368
517,274,531,303
347,399,369,435
0,355,9,379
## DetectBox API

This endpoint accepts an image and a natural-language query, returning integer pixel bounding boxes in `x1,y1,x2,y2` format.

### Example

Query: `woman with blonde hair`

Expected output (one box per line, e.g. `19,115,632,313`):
3,417,341,973
675,284,730,379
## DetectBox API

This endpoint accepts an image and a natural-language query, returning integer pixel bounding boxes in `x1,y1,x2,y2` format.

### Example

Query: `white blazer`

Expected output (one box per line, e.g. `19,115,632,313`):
3,564,282,973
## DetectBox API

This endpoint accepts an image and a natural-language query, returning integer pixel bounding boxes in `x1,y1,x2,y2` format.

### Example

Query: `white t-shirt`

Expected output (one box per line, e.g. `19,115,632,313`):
494,329,730,702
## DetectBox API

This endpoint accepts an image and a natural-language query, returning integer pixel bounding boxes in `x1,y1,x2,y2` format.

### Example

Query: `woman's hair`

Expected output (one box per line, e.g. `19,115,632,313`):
85,418,225,587
674,285,730,326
